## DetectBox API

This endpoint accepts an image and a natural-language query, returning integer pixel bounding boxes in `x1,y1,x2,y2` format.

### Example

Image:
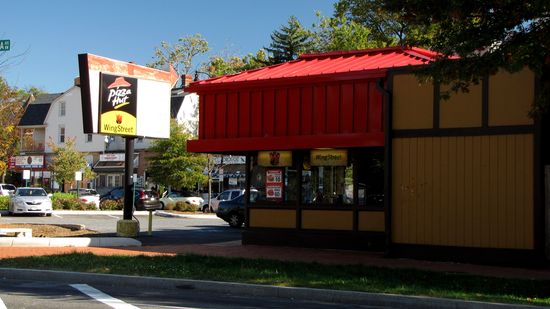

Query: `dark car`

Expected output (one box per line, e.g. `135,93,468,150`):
216,191,259,228
100,186,161,211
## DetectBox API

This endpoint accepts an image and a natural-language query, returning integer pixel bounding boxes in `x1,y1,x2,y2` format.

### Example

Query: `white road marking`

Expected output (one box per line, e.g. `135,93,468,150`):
53,213,63,218
0,295,7,309
106,214,120,219
70,284,139,309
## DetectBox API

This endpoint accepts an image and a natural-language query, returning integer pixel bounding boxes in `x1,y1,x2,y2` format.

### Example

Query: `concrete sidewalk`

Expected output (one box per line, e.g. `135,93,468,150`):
0,236,141,247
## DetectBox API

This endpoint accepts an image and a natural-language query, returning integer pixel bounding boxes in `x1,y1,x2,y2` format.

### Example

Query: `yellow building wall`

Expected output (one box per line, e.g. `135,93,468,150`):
392,74,433,129
249,209,296,229
439,83,482,128
302,210,353,230
391,135,534,249
358,211,385,232
489,68,534,126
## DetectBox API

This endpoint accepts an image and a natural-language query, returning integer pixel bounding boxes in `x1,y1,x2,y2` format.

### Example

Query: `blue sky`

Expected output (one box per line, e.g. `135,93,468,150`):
1,0,337,93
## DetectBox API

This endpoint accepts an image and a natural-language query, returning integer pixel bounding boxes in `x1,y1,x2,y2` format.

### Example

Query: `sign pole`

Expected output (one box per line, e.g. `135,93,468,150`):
123,137,135,220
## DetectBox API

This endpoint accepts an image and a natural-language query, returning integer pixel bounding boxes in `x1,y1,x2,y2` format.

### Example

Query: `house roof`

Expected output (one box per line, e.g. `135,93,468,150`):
187,46,438,91
18,93,63,126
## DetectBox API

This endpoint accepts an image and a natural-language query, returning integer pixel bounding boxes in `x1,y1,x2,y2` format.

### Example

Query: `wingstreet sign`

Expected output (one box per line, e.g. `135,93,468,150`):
0,40,10,51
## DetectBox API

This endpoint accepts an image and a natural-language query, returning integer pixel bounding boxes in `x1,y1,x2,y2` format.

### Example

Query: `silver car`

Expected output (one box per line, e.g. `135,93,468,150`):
8,187,53,216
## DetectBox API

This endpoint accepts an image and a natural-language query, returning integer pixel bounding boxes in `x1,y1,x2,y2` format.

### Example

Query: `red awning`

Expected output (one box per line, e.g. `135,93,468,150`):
187,47,437,154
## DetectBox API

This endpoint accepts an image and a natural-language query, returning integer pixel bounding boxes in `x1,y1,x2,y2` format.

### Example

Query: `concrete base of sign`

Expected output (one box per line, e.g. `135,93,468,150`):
116,219,139,237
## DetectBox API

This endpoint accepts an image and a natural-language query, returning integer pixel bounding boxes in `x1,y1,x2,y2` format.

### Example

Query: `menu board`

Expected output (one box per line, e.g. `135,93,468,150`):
266,169,283,201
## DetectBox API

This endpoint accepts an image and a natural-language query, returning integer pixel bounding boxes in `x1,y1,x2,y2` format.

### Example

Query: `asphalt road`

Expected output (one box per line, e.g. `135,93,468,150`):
0,211,242,246
0,277,386,309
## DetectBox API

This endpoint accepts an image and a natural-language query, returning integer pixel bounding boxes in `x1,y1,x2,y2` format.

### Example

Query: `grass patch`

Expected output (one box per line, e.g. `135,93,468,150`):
1,253,549,306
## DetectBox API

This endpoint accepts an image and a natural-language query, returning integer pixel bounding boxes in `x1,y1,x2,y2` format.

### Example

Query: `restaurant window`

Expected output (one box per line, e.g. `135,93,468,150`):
302,149,353,206
250,151,297,204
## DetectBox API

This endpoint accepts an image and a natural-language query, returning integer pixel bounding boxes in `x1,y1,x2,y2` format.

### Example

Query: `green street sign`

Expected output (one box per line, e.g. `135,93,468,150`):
0,40,10,51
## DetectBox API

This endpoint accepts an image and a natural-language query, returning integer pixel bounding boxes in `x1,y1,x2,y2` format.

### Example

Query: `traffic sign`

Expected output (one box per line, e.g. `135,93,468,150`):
0,40,10,51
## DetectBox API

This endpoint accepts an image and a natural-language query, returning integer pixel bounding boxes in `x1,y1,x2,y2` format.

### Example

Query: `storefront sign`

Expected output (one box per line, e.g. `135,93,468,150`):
100,74,138,136
15,155,44,168
99,153,125,161
258,151,292,167
266,169,283,200
310,149,348,166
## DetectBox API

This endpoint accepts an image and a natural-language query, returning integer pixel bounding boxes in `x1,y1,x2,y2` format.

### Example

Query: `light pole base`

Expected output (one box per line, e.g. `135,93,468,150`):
116,219,139,237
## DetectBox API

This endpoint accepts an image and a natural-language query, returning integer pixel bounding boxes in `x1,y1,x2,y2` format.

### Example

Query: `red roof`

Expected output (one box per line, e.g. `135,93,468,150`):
187,46,437,91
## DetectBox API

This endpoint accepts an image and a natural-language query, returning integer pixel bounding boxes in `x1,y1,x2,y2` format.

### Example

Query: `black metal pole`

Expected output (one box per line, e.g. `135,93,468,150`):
123,137,135,220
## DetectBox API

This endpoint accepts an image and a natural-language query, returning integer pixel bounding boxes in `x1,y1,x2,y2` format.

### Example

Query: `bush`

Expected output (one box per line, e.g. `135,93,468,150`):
100,199,124,210
175,201,197,212
51,193,92,210
0,196,9,210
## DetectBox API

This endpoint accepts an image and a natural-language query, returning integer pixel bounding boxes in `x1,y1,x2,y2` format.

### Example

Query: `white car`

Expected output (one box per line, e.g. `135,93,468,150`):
209,189,253,213
0,184,16,196
69,188,100,209
8,187,53,216
159,191,205,212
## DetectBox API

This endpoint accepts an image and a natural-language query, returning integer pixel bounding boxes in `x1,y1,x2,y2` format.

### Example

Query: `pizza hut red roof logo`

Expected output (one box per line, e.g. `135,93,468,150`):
269,151,280,166
107,77,131,89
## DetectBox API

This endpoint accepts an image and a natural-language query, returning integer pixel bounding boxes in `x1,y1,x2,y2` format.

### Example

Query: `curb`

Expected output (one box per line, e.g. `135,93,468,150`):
0,237,141,247
0,268,545,309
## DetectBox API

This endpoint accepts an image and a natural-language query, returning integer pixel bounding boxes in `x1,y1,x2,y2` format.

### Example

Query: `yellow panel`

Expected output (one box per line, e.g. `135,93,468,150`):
392,74,433,129
440,83,482,128
249,209,296,229
489,68,534,126
391,134,534,249
358,211,385,232
302,210,353,230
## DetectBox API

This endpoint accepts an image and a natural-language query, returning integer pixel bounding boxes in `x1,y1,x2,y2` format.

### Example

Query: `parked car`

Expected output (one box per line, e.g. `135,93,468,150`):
0,184,16,196
159,191,205,212
209,189,252,213
216,191,259,228
68,188,100,209
100,186,161,211
8,187,53,216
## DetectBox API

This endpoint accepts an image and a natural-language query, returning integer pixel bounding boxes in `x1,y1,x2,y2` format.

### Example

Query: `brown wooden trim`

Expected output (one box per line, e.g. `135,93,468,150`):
377,75,393,256
244,154,251,228
393,125,534,138
433,81,440,129
242,228,385,251
389,244,546,267
482,75,489,128
533,74,544,259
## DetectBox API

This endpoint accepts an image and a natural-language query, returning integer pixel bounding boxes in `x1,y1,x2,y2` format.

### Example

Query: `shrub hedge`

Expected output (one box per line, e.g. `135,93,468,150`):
0,196,9,210
51,193,94,210
100,199,124,210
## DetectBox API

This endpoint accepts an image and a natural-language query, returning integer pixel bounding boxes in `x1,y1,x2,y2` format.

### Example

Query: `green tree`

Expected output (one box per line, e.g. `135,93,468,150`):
265,16,314,64
379,0,550,113
310,14,383,52
207,49,268,77
47,138,88,191
149,33,209,78
147,120,207,190
0,76,28,182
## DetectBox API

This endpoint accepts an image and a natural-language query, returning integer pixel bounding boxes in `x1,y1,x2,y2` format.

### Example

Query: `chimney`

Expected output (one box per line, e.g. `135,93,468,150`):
182,74,193,88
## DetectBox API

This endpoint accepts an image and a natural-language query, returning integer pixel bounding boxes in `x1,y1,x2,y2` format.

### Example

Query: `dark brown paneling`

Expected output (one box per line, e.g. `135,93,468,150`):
368,81,383,132
300,86,313,135
204,94,215,139
275,88,288,136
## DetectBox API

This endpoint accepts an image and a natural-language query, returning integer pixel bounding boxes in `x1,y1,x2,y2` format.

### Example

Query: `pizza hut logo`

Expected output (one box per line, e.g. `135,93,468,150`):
107,77,132,109
269,151,280,166
116,114,123,124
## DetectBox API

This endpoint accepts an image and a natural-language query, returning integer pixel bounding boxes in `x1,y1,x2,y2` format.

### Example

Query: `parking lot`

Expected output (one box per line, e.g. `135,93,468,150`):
0,211,242,246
